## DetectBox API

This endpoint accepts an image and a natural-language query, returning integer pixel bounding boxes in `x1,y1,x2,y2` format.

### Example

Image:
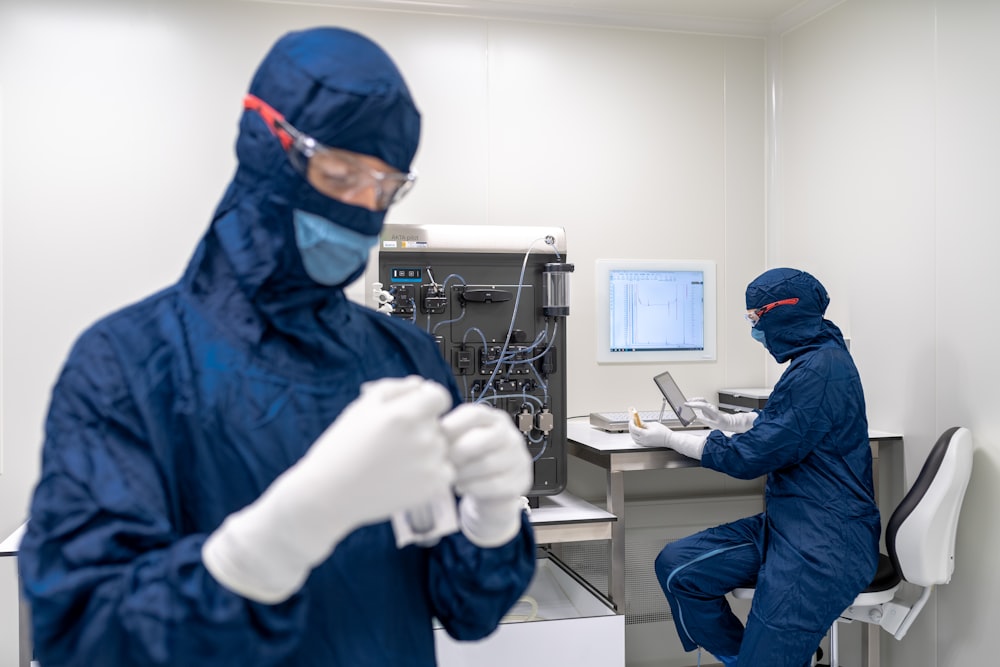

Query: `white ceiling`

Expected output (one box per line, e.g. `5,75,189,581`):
283,0,845,36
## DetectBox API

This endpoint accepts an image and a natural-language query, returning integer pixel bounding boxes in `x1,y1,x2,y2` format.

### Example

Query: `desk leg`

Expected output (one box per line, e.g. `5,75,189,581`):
19,588,32,667
607,469,626,614
863,438,893,667
867,444,882,667
871,441,880,500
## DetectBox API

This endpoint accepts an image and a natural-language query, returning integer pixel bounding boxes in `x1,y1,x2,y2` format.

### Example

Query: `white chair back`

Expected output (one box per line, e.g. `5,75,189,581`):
888,427,973,587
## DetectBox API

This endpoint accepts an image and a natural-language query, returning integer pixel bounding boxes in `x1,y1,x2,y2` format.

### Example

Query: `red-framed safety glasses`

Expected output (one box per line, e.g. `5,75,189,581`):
745,298,800,326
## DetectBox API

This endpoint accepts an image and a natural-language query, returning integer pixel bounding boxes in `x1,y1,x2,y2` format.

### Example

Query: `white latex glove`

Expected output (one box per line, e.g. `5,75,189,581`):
203,376,454,604
628,420,707,460
441,403,533,548
684,398,757,433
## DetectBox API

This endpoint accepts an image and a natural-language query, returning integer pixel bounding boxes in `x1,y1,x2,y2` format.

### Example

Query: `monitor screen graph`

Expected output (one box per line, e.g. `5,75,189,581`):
596,259,716,363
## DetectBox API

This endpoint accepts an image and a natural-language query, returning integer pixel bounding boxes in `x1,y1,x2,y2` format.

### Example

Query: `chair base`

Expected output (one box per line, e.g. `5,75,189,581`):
727,588,886,667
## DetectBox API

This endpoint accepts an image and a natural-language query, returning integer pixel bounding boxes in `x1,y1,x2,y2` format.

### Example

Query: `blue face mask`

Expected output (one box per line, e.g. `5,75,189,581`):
293,209,378,286
750,327,767,346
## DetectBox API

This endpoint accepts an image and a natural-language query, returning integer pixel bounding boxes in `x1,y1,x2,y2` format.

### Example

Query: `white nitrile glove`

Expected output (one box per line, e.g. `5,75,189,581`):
203,376,455,604
629,420,707,460
684,398,758,433
441,403,533,548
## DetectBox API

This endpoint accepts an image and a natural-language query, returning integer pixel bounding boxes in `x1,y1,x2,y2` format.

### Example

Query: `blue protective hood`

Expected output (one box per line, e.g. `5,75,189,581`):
745,268,848,363
194,27,420,312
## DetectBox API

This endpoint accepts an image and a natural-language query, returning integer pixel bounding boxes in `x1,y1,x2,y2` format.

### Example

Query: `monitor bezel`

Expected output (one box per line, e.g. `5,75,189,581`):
595,258,717,364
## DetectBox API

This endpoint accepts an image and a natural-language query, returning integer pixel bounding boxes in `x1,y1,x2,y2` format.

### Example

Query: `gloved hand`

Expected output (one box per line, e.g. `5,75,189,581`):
203,376,455,604
684,398,757,433
441,403,533,548
629,420,707,460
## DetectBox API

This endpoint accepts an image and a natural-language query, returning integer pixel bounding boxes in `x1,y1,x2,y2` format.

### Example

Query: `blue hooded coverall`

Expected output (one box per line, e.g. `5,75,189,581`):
19,28,535,667
654,269,880,667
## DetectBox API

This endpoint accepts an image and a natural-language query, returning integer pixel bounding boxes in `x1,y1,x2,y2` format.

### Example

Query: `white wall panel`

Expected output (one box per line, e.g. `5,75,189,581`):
776,0,998,665
721,38,769,386
779,0,938,435
933,1,1000,664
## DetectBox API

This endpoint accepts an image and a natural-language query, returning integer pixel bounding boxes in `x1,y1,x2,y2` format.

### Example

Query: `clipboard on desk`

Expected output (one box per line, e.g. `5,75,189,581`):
653,371,696,426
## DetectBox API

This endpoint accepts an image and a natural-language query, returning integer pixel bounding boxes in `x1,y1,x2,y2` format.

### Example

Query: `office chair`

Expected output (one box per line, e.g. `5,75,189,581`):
732,426,973,667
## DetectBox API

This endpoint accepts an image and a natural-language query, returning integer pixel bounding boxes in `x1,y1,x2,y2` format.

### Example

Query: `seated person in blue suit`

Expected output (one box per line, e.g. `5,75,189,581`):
630,268,879,667
20,27,535,667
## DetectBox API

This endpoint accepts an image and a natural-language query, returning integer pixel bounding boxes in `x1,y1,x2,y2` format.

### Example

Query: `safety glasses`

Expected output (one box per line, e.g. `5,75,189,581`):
745,298,800,326
243,94,417,211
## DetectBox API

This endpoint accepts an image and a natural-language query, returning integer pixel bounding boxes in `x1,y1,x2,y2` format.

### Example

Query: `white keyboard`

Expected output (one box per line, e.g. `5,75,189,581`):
595,410,667,423
589,409,682,432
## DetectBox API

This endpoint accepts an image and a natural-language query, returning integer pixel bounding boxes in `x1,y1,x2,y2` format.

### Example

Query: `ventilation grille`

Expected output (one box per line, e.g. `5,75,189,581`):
554,495,763,626
556,537,676,625
624,536,675,624
549,540,609,597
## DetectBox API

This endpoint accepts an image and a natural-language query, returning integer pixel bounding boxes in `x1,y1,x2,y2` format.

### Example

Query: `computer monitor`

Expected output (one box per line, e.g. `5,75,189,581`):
595,258,716,363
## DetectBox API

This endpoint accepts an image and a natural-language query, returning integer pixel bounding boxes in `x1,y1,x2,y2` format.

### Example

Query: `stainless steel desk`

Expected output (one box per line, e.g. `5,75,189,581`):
566,419,903,629
1,522,31,667
530,491,616,545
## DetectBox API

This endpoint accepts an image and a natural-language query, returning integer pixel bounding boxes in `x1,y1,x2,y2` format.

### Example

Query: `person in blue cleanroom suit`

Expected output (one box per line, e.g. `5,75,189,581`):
630,268,880,667
19,27,535,667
